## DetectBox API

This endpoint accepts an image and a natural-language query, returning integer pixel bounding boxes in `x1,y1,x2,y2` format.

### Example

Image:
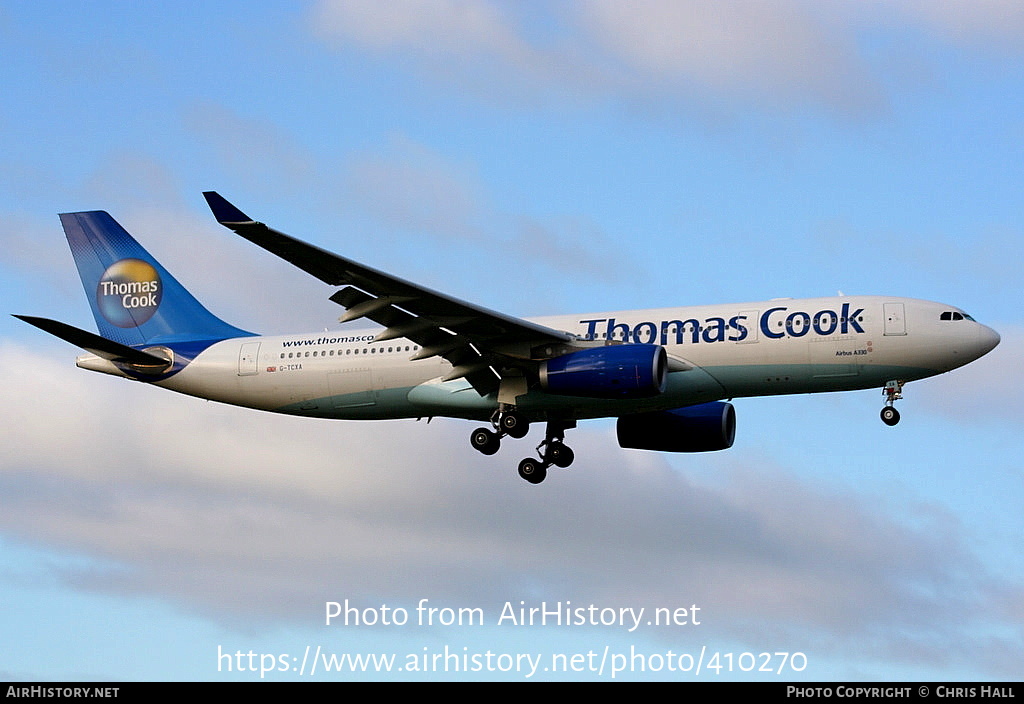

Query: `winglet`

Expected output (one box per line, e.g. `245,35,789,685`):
203,191,254,224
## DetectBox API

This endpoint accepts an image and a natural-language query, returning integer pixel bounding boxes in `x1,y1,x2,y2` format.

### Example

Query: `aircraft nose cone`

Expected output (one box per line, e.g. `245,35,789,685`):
977,324,1001,357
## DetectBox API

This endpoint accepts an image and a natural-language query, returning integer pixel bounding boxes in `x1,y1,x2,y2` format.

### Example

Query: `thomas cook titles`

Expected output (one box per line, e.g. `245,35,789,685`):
578,303,865,345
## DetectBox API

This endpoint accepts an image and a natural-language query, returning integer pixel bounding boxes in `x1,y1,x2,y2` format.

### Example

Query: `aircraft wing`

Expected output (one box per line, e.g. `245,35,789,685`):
203,192,578,395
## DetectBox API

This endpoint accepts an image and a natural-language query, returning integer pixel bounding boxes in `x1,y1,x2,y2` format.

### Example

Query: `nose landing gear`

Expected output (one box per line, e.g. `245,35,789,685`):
880,380,904,426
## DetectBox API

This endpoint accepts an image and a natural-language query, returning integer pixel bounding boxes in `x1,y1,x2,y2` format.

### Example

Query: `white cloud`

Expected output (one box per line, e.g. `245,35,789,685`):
574,0,878,113
311,0,528,58
310,0,1024,118
1,342,1020,676
885,0,1024,49
309,0,882,114
309,0,587,101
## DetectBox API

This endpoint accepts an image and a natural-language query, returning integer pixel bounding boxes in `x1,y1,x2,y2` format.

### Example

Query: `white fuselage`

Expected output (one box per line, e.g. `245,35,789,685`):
78,295,999,423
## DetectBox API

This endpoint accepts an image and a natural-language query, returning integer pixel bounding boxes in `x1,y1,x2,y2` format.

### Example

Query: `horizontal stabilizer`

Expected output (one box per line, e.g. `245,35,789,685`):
13,315,171,367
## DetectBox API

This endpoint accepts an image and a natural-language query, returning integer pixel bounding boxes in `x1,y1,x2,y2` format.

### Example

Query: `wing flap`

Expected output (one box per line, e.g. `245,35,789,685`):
327,286,500,394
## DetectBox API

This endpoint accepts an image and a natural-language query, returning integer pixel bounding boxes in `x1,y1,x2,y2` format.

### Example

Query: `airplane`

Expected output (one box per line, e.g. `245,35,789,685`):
15,192,1001,484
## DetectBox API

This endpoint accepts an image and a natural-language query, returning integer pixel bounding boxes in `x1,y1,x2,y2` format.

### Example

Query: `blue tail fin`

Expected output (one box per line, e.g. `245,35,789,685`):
60,211,253,346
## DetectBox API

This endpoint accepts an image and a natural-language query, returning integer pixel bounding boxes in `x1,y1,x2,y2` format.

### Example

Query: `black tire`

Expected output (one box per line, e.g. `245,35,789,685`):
880,407,900,426
471,427,500,455
517,457,547,484
501,411,529,439
546,442,574,468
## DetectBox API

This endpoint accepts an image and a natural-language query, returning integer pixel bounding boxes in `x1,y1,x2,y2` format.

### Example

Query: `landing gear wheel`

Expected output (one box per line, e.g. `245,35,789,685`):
545,442,574,468
880,406,900,426
500,411,529,439
517,457,547,484
470,427,500,455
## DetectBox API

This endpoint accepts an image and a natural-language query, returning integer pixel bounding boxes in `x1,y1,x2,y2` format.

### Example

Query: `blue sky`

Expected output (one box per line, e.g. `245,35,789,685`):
1,0,1022,681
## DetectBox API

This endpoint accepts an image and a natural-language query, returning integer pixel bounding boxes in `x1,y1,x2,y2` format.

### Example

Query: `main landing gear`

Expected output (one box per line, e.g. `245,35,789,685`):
469,407,528,456
517,421,575,485
470,411,575,484
880,380,904,426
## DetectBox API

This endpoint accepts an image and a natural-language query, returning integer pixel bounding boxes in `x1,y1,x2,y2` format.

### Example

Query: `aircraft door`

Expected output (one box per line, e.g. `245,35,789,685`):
238,342,261,376
735,310,759,343
883,302,907,336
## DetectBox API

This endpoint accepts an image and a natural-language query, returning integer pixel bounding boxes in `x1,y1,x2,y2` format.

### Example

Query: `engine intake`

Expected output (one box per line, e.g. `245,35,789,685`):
617,402,736,452
539,344,667,399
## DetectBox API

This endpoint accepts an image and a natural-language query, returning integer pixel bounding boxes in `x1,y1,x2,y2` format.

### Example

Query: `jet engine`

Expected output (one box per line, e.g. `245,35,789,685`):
539,344,667,399
617,401,736,452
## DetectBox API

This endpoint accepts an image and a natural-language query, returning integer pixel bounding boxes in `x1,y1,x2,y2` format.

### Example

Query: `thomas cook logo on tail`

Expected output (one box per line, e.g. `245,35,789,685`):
96,259,162,328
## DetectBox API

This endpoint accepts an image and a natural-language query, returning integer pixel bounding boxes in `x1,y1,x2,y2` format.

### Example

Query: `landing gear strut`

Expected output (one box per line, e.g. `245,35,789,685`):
880,380,904,426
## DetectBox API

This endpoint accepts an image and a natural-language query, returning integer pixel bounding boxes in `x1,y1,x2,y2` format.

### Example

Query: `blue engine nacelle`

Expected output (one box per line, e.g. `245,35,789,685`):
539,344,668,399
616,402,736,452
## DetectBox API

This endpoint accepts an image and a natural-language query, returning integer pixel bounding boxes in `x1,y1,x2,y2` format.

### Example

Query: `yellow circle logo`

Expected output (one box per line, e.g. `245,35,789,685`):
96,259,162,328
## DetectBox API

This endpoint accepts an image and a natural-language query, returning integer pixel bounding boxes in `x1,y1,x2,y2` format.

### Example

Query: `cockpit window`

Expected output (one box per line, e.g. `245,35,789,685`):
940,311,971,321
